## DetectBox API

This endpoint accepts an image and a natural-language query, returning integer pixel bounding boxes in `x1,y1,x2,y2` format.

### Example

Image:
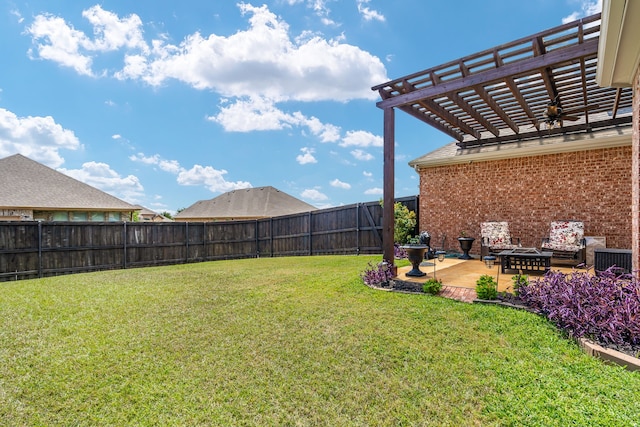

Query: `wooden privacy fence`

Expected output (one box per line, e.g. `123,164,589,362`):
0,196,418,281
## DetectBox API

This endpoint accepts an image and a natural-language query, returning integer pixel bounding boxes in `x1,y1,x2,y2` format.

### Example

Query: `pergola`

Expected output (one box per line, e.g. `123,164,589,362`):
372,13,634,266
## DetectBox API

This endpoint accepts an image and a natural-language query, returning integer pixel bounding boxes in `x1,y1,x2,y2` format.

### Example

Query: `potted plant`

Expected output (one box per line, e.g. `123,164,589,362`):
457,231,475,260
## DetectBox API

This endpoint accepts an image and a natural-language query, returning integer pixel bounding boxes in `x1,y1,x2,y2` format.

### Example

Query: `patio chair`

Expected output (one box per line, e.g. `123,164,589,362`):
541,220,586,266
480,221,520,259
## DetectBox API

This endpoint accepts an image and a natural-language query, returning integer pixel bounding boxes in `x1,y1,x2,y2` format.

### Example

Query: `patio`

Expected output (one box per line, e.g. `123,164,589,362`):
395,256,577,302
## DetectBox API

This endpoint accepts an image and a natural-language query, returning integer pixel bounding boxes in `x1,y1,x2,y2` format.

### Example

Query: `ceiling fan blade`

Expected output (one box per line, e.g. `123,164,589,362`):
562,104,600,116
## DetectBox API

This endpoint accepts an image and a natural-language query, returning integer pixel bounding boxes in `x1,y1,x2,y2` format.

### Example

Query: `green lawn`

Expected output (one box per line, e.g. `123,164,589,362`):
1,255,639,426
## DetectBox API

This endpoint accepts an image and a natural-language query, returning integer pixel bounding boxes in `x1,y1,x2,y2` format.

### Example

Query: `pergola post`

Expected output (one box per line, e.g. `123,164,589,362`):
383,107,396,273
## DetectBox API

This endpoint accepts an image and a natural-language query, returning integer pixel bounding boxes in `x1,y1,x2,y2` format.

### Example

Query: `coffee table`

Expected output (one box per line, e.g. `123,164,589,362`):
497,248,552,274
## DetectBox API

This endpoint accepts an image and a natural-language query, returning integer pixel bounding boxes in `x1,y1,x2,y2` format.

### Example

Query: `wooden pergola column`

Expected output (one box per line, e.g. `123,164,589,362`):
382,107,396,271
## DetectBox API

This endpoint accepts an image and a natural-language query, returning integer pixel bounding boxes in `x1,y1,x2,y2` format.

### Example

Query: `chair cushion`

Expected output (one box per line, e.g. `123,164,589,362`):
490,243,520,251
481,221,512,246
547,220,584,248
541,241,583,252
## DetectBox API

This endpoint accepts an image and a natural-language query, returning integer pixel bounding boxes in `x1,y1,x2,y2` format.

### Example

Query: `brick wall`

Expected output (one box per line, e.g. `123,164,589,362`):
418,146,632,255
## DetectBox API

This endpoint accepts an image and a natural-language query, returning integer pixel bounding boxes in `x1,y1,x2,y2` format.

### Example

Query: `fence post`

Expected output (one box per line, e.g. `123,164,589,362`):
308,211,312,256
38,221,43,278
270,217,273,257
356,203,360,255
255,220,259,258
185,222,189,263
123,222,128,269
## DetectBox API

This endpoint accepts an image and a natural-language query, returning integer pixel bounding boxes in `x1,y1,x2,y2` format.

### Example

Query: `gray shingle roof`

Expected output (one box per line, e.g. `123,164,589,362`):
409,124,633,169
0,154,136,211
175,186,317,220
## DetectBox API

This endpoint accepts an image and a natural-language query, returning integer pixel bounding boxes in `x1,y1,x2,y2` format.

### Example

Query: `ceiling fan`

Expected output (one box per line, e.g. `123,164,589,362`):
535,95,598,130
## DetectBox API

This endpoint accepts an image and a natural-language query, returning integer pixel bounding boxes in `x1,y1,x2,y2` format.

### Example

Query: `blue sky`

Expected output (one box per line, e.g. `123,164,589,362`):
0,0,601,214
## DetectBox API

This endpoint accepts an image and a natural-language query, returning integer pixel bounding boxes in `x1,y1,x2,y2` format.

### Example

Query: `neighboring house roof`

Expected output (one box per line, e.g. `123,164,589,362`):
134,205,173,222
0,154,135,211
175,186,317,220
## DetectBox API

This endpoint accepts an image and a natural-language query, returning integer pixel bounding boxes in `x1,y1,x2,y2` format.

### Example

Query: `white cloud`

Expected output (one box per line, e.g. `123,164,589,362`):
27,14,94,76
27,4,387,103
81,6,149,53
357,0,386,22
177,165,252,193
209,96,341,142
339,130,382,147
296,147,317,164
130,152,182,174
112,134,121,139
363,171,373,178
58,161,144,203
351,149,374,161
301,188,328,201
562,0,602,24
130,152,249,193
209,96,295,132
0,107,81,167
330,178,351,189
10,9,24,24
364,187,383,195
26,6,149,76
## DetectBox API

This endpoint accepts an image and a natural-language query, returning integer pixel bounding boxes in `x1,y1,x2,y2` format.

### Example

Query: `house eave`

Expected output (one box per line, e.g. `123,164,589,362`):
409,127,633,169
596,0,640,87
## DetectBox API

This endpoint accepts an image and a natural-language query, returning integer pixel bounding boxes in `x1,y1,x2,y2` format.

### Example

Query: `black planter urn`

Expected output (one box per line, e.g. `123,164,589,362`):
457,237,475,260
400,245,428,277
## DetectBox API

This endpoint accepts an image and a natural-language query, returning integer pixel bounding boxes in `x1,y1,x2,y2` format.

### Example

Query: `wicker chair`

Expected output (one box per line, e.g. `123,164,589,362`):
541,220,586,266
480,221,520,259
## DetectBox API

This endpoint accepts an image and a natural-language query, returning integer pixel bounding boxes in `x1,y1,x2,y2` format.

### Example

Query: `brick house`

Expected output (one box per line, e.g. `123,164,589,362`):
373,6,640,271
0,154,137,221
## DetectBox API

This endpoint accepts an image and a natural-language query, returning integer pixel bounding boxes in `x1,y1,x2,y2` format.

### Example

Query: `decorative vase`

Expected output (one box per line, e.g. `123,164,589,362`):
457,237,475,260
400,245,428,277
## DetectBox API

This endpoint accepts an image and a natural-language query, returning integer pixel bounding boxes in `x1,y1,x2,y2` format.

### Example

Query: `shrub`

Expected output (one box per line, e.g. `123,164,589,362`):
476,274,498,300
422,278,442,295
511,274,528,296
392,202,416,244
519,268,640,347
361,260,394,286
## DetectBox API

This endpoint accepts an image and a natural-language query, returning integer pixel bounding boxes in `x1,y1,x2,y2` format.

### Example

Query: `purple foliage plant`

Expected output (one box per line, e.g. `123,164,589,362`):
519,267,640,347
361,260,394,287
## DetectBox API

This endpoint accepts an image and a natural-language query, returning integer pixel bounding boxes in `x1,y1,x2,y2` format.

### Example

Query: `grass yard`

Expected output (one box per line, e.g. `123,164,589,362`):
1,255,639,426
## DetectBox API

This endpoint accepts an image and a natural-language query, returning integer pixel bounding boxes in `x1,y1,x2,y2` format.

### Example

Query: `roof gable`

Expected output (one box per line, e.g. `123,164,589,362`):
0,154,135,211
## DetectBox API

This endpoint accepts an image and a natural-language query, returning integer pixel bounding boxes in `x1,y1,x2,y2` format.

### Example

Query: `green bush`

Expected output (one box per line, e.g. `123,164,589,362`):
392,202,416,244
511,274,528,296
422,278,442,295
476,274,498,300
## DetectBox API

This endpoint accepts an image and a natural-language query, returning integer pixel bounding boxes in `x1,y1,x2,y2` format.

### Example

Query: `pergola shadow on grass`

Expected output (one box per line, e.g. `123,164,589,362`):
1,255,639,425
